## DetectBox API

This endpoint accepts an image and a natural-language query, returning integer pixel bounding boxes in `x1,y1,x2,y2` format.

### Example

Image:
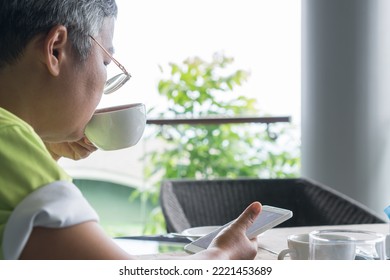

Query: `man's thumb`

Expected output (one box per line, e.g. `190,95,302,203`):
234,202,262,231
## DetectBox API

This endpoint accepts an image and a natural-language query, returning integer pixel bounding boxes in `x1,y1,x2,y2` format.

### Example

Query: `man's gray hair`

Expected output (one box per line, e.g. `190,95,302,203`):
0,0,118,68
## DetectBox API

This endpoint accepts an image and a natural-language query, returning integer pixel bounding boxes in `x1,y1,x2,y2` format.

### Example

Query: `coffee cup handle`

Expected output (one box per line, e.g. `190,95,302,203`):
278,248,296,260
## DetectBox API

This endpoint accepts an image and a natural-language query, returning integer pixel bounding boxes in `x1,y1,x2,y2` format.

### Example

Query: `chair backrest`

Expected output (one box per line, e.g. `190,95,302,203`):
160,177,386,233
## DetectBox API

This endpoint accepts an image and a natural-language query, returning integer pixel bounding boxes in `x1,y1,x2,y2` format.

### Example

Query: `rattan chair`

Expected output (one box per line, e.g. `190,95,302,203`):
160,177,386,233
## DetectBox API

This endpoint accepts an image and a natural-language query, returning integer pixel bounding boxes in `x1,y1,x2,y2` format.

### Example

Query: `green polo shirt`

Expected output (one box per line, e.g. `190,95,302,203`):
0,108,97,259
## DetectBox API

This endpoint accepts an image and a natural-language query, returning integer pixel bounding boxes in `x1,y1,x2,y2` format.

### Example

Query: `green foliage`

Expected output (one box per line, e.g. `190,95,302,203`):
139,53,300,234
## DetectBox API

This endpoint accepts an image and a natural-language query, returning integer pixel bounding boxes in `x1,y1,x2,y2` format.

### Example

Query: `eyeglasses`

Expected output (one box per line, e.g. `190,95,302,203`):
89,35,131,94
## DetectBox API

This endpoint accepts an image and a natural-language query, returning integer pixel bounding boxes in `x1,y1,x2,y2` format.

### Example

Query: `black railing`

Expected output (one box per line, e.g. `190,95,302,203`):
146,116,291,140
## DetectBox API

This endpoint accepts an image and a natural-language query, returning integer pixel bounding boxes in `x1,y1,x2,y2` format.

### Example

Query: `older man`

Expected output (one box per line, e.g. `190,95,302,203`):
0,0,261,260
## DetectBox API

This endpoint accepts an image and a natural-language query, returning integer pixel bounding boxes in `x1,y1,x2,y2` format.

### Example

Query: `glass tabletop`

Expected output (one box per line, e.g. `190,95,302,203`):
113,235,190,255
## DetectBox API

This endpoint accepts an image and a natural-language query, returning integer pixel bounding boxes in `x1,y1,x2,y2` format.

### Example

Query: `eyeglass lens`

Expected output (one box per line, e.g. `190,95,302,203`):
104,73,131,95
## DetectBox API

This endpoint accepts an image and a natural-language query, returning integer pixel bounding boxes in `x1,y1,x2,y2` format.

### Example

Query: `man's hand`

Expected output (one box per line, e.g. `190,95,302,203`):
207,202,262,260
45,137,98,161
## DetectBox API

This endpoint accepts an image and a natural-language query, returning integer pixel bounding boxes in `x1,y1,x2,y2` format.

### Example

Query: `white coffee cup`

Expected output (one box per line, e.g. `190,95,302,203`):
85,103,146,151
278,233,310,260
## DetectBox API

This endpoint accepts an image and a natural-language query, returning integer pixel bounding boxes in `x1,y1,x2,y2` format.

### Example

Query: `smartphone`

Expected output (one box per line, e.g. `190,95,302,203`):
184,205,293,254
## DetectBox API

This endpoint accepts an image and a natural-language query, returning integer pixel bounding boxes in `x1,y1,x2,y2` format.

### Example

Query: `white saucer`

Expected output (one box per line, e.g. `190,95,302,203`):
172,226,220,241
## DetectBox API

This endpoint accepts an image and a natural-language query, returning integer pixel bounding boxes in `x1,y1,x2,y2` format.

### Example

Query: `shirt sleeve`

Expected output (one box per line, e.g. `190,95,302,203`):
2,181,99,260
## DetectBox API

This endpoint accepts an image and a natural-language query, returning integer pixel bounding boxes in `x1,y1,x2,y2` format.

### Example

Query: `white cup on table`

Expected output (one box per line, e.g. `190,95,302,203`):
309,229,386,260
278,233,310,260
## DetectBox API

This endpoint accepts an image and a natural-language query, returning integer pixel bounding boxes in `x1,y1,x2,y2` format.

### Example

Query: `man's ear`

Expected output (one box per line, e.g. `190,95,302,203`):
43,25,68,76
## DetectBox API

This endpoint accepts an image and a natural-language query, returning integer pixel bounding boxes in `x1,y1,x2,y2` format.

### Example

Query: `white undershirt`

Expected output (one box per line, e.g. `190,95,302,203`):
2,181,99,259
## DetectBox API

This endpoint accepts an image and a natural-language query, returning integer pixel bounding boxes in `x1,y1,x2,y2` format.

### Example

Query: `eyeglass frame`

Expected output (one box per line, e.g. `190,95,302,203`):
89,35,131,94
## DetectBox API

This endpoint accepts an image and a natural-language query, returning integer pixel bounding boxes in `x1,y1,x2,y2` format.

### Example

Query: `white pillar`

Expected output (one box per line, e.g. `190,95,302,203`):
302,0,390,217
